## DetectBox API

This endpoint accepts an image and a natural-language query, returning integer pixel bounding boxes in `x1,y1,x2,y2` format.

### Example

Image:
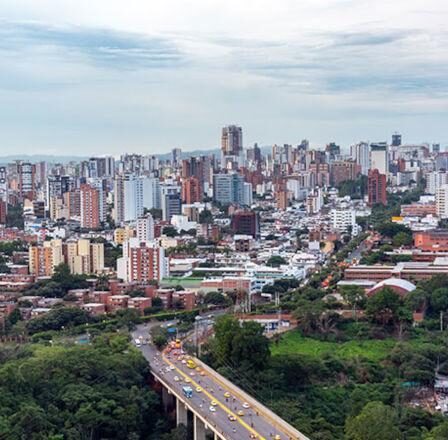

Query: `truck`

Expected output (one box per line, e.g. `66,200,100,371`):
182,386,193,398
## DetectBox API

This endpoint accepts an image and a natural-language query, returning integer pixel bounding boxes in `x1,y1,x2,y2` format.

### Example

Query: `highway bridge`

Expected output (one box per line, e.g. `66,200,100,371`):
132,325,309,440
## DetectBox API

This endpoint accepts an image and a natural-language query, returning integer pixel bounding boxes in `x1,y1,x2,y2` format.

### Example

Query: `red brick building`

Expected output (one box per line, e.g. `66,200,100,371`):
414,230,448,251
181,177,201,204
368,169,387,206
80,184,101,229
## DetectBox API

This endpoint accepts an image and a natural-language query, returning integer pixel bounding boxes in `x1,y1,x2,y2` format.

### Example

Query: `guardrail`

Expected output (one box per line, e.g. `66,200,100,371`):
151,370,229,440
193,357,310,440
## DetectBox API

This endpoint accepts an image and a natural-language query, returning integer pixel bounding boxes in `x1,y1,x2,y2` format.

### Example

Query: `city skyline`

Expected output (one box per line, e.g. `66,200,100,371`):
1,0,447,154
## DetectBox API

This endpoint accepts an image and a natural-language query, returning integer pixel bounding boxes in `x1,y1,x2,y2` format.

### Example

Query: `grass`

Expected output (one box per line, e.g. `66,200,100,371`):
271,331,397,362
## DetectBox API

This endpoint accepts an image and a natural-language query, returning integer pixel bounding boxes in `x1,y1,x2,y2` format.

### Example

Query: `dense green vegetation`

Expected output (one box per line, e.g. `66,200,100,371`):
270,331,396,362
0,334,172,440
21,263,89,298
204,272,448,439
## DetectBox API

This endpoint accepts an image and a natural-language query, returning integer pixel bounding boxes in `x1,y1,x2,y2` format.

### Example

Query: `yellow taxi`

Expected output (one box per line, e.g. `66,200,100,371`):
224,392,231,398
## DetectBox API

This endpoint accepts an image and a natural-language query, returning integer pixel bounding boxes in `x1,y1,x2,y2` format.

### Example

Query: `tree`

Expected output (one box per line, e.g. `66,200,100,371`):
162,226,178,237
430,288,448,313
26,307,90,334
345,401,401,440
199,209,213,224
405,288,429,312
230,321,270,370
393,231,413,247
340,286,366,320
266,255,286,268
426,422,448,439
293,300,325,336
365,287,403,326
204,291,227,306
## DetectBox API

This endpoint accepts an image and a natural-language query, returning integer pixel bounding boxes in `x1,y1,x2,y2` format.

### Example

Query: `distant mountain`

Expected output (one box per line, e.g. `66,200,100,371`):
0,145,274,164
0,154,89,164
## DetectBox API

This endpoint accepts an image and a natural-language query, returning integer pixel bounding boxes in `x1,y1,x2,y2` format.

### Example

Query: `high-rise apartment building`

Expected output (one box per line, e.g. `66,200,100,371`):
350,142,370,175
171,148,182,166
162,192,182,221
88,157,115,178
117,238,169,282
426,171,448,195
213,173,246,205
17,162,36,201
136,214,155,242
436,185,448,219
370,143,389,175
65,239,105,275
368,169,387,206
181,177,201,204
221,125,243,168
115,175,160,225
29,240,64,276
80,183,102,229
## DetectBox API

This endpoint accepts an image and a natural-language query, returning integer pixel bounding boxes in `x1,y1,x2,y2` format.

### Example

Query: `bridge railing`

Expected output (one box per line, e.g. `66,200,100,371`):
193,356,310,440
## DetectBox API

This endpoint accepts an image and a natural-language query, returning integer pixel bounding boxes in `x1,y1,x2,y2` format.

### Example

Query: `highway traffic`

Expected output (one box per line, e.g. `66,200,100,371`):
132,323,305,440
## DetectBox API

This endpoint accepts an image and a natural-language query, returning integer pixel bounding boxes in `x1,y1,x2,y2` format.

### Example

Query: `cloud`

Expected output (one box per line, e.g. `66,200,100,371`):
0,1,447,153
0,21,184,69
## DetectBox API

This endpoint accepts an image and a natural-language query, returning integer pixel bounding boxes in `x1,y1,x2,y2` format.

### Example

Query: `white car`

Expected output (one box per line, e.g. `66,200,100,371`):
170,365,175,370
209,406,216,412
174,376,180,382
242,402,250,409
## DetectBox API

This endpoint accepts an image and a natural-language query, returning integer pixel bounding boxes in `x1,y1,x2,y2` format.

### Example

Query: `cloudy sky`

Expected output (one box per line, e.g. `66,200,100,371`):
0,0,447,155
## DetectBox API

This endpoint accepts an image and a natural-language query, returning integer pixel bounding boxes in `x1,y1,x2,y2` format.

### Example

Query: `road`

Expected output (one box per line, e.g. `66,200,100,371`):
132,323,306,440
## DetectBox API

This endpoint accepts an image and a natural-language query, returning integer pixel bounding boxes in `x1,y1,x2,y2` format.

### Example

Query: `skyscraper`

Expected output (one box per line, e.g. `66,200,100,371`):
368,169,387,206
350,142,370,175
17,162,36,201
392,133,402,147
181,177,201,204
80,183,103,229
213,173,246,205
171,148,182,167
221,125,243,168
370,143,389,175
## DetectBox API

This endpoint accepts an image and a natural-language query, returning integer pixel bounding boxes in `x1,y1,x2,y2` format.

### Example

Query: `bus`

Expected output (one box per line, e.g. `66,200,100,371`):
182,386,193,398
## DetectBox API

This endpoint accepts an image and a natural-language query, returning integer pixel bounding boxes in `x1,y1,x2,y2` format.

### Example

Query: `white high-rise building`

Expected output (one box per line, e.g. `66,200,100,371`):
351,142,370,175
142,177,160,210
115,175,161,225
370,143,389,175
136,214,154,242
436,185,448,219
123,176,143,222
114,174,144,224
426,171,448,195
243,182,253,206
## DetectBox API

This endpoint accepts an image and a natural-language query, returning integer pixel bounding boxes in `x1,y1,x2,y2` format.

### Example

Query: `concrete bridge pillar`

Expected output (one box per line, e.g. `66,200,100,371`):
162,387,174,412
193,415,206,440
176,397,188,426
